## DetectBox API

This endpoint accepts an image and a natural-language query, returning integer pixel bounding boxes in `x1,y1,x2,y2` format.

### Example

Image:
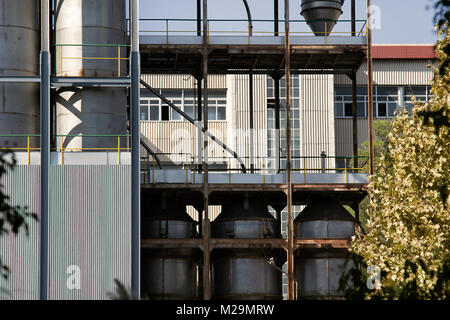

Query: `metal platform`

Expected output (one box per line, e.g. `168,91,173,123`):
140,36,367,75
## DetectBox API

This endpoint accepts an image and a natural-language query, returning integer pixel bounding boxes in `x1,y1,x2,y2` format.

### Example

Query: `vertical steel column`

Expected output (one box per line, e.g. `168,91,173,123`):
40,0,50,301
274,0,279,36
275,75,281,172
367,0,374,175
197,76,203,172
352,71,358,169
249,70,254,172
351,0,356,35
130,0,141,297
197,0,201,36
284,0,294,301
202,0,211,300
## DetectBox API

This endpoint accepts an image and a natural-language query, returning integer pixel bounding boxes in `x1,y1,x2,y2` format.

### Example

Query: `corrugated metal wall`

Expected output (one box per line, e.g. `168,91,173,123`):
227,74,267,170
0,165,131,300
334,60,435,85
140,121,228,164
335,119,369,156
0,166,40,300
300,74,335,170
141,74,226,89
49,165,131,300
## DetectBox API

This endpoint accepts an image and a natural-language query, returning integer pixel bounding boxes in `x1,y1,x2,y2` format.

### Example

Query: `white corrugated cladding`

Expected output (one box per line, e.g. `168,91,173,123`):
140,121,228,164
300,74,335,170
227,74,267,170
49,165,131,300
335,119,369,157
141,74,227,89
0,166,40,300
0,165,131,300
334,60,435,85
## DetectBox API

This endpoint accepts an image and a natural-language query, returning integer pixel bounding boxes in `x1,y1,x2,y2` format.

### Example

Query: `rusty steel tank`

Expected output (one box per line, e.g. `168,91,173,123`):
211,193,283,300
0,0,39,148
301,0,345,36
141,194,202,300
294,198,355,299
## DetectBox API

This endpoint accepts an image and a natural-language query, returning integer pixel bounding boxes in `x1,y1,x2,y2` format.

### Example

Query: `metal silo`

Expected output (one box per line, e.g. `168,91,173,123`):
211,194,283,300
55,0,128,150
300,0,345,36
0,0,39,148
141,194,202,300
294,198,355,299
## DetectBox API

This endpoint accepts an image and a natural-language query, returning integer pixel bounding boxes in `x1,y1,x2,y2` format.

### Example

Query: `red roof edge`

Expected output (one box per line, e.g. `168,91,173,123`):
372,45,438,60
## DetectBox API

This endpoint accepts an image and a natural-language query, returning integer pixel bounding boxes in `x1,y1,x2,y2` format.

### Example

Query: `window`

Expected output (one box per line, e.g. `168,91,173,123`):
378,103,387,117
139,89,227,121
267,75,301,170
344,103,353,117
335,85,403,119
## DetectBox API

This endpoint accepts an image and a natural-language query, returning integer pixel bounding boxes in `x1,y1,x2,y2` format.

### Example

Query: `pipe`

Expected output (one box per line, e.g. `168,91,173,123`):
284,0,294,301
249,71,254,172
40,0,51,301
242,0,253,36
130,0,141,298
197,0,201,36
352,70,358,169
274,0,279,36
367,0,374,175
351,0,356,36
140,79,247,173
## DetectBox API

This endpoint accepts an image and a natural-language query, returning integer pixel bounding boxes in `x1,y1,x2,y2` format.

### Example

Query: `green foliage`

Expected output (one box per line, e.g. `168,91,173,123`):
0,151,38,282
348,29,450,299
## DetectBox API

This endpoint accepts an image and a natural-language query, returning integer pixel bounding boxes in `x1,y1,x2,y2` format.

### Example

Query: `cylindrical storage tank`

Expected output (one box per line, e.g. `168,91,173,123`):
294,199,355,299
0,0,39,148
55,0,127,150
211,194,283,300
300,0,345,36
141,195,202,300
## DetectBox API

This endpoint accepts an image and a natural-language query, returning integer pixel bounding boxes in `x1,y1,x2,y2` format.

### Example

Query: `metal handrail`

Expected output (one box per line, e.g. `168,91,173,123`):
53,43,130,77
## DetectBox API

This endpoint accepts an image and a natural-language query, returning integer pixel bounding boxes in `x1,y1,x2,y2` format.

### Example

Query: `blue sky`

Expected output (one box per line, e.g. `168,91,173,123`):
139,0,438,44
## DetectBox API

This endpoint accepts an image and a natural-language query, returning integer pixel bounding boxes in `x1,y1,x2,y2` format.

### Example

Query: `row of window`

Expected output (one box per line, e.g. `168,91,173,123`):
334,86,432,118
140,89,227,121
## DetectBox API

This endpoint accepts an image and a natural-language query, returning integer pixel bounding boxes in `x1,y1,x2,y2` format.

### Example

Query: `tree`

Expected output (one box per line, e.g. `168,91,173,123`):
0,151,38,294
352,120,393,227
348,29,450,299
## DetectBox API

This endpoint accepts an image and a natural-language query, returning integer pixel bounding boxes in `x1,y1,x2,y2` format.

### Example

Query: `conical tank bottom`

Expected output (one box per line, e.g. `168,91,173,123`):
301,0,345,36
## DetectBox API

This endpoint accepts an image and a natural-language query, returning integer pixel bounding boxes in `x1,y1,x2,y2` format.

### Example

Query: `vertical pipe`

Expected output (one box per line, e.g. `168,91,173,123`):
274,0,279,36
130,0,141,297
202,0,211,301
352,70,358,169
367,0,374,175
351,0,356,36
40,0,51,301
275,76,281,172
197,0,201,36
284,0,294,301
197,76,202,172
249,71,254,172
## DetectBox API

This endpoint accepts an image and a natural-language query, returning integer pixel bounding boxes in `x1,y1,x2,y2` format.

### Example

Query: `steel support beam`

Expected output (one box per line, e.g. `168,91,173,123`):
249,70,254,172
274,0,279,36
367,0,374,175
130,0,141,298
274,75,281,172
0,76,40,83
284,0,295,301
50,77,130,87
202,0,211,301
39,0,51,301
351,0,356,36
352,70,358,169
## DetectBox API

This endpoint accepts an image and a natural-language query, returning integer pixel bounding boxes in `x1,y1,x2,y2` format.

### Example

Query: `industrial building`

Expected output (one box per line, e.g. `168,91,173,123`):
0,0,437,300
